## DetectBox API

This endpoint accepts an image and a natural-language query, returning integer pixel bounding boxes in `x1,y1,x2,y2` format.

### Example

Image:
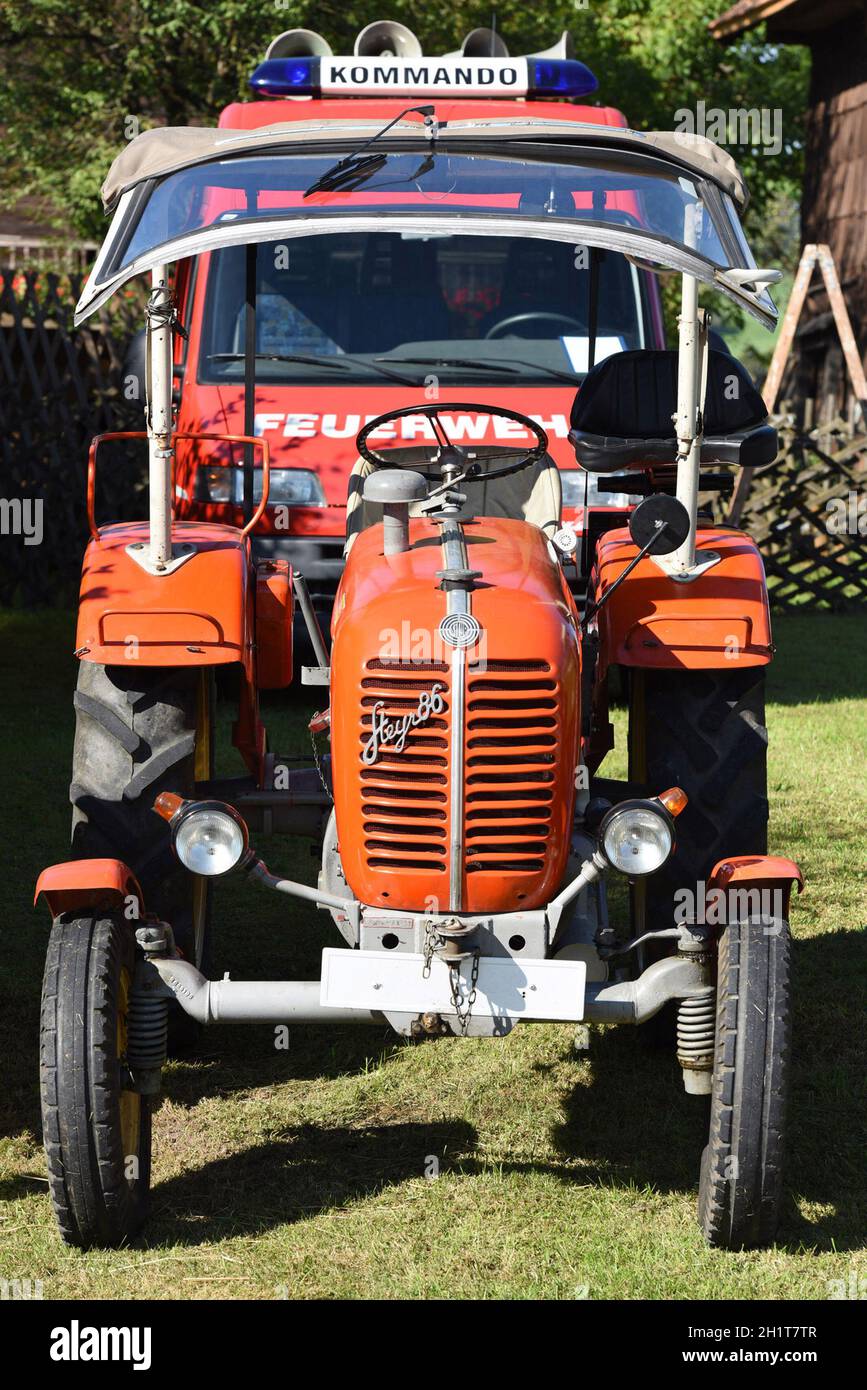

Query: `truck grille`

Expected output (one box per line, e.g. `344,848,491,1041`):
360,660,450,874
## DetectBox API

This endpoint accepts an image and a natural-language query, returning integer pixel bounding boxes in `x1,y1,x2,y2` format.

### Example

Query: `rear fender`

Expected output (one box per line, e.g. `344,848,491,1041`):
76,519,266,779
76,521,253,673
592,526,773,674
35,859,144,919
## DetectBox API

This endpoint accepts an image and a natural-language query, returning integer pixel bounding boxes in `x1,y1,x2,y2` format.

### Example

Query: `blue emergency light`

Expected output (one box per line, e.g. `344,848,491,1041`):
249,55,598,100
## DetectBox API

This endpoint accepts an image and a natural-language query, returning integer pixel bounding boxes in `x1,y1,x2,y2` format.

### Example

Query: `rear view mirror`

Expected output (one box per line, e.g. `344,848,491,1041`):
628,494,690,556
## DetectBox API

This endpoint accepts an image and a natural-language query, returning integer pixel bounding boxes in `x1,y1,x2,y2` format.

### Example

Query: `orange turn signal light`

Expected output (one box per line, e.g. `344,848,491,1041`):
657,786,688,818
153,791,185,823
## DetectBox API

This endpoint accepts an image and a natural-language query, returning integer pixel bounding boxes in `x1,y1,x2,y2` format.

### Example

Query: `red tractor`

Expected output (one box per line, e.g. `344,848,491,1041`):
37,34,801,1254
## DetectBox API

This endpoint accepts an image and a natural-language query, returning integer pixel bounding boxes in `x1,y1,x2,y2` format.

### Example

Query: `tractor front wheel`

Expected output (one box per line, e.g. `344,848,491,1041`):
698,915,791,1249
40,912,152,1248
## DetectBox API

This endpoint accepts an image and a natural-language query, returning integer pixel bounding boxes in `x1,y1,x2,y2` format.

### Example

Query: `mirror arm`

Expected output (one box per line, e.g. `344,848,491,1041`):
580,521,670,631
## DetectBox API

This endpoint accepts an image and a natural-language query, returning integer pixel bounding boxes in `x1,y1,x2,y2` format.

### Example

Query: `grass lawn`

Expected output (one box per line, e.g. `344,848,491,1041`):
0,609,864,1300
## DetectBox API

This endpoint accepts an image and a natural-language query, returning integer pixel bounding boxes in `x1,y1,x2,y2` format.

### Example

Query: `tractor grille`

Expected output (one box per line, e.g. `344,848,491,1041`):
464,660,558,875
360,660,450,874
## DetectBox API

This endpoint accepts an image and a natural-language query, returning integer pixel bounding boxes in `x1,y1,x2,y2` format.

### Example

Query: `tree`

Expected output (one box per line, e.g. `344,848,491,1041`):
0,1,808,241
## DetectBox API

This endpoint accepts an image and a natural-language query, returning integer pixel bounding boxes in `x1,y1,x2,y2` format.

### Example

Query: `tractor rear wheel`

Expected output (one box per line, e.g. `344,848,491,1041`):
40,911,152,1248
698,915,791,1249
70,662,214,1051
628,666,768,1042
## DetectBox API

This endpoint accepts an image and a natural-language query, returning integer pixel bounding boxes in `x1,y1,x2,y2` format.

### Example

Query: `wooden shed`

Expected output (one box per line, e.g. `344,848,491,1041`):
711,0,867,423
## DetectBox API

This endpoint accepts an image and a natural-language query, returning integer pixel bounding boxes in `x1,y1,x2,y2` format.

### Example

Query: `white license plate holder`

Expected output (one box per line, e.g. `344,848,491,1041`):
320,949,586,1021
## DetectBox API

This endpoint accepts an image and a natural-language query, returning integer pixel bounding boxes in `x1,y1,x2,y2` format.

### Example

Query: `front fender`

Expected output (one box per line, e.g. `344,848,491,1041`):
708,854,804,921
592,526,773,672
35,859,144,919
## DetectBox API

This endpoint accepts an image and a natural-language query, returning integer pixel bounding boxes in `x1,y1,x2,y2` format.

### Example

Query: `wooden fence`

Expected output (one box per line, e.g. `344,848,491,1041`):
0,267,146,603
0,238,98,275
737,420,867,611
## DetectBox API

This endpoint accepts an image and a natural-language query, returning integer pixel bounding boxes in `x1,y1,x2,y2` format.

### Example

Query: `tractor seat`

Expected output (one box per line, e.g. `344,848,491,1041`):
344,447,561,553
569,348,778,473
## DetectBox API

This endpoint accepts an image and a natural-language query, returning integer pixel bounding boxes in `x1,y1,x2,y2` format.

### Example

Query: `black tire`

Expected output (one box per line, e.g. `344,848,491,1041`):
40,912,151,1248
699,915,791,1249
628,666,768,1044
70,662,214,1050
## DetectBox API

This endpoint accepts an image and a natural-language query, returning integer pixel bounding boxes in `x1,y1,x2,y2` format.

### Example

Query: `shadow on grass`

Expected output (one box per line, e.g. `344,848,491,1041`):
765,614,866,704
164,1022,404,1104
141,927,864,1254
146,1120,478,1247
549,924,866,1254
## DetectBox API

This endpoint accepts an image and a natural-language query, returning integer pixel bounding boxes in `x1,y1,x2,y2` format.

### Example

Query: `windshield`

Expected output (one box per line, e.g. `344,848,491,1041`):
108,148,732,281
198,232,648,384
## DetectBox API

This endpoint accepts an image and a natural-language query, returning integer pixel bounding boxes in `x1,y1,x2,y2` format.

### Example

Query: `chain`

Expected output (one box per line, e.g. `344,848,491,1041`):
422,919,439,979
310,728,333,802
449,949,480,1035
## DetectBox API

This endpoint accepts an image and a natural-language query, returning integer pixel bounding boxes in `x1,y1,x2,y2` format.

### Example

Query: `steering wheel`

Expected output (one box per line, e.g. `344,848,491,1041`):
484,311,585,340
356,402,548,483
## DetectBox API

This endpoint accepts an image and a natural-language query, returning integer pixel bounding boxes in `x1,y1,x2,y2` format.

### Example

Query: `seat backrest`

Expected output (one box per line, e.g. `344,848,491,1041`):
345,447,562,552
570,347,768,439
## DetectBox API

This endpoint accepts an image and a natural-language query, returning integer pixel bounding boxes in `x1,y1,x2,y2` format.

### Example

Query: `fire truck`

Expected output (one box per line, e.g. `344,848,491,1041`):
162,23,663,617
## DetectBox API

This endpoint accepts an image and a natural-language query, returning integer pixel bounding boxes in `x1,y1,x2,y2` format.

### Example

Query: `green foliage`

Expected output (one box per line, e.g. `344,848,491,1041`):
0,1,809,241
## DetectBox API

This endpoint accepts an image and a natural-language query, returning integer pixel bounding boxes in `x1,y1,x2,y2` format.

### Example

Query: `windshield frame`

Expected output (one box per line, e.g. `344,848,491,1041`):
76,138,778,328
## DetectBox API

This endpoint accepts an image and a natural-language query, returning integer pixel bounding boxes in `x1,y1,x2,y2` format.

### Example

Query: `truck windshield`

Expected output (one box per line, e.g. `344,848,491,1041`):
198,232,647,384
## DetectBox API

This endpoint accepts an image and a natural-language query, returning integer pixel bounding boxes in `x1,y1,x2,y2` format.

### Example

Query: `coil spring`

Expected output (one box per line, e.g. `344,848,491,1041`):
676,987,716,1070
127,990,168,1072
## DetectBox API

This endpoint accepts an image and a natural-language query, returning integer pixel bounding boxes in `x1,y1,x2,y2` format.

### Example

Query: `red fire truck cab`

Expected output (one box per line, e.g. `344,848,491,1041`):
168,25,666,615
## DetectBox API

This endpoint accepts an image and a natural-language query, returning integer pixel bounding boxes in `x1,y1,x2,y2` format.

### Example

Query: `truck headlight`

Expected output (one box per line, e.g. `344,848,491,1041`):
153,794,249,876
599,795,682,876
201,467,326,506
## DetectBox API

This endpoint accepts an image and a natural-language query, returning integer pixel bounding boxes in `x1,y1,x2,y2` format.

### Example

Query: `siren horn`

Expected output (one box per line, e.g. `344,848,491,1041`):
448,27,510,58
354,21,423,58
528,32,576,61
265,30,333,59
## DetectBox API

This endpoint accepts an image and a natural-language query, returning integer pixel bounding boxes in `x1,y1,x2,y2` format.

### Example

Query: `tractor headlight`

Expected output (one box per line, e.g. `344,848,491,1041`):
153,794,249,877
599,799,676,877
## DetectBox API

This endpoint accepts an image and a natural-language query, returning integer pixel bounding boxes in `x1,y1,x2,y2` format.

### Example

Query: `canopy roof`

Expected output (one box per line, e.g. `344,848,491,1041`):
101,117,750,212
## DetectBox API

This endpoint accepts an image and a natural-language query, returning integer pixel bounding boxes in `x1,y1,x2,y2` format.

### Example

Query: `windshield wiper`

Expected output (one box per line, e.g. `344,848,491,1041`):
208,351,418,386
376,355,522,377
303,152,388,198
477,355,584,385
303,104,435,198
377,353,583,385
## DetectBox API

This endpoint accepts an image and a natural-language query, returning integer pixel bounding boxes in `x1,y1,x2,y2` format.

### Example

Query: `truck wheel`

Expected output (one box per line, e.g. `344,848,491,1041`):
698,915,791,1249
40,912,152,1248
628,666,768,1044
70,662,214,1051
